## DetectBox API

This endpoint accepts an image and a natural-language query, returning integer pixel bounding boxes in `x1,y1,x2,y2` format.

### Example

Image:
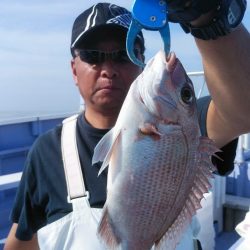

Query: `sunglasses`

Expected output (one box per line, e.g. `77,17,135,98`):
75,49,141,64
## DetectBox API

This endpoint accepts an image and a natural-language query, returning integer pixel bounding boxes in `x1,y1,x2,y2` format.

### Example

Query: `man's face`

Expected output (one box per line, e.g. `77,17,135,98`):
71,28,144,118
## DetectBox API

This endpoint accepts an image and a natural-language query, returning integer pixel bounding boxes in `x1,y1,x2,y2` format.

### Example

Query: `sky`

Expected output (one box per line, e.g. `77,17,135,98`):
0,0,249,119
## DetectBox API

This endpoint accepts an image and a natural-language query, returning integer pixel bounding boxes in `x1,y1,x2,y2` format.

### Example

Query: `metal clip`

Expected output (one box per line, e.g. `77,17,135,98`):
126,0,170,67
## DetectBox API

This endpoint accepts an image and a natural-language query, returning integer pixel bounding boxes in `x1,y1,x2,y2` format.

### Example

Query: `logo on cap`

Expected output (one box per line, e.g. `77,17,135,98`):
107,13,132,29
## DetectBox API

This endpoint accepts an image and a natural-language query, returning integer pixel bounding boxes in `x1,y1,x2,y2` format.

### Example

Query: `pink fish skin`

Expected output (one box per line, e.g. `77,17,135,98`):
93,51,218,250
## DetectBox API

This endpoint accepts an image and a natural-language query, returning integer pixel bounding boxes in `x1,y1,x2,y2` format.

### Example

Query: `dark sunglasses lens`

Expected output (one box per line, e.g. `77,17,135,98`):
79,50,103,64
112,50,130,63
78,49,141,64
113,49,140,63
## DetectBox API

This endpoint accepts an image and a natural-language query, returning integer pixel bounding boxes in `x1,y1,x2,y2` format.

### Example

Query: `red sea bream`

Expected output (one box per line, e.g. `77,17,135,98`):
92,51,218,250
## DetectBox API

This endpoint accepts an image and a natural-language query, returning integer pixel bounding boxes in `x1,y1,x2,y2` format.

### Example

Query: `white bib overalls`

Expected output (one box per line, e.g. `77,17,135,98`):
37,115,200,250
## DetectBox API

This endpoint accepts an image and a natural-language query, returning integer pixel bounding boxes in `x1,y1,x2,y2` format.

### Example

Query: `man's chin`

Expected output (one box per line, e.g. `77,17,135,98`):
95,96,125,108
96,101,123,114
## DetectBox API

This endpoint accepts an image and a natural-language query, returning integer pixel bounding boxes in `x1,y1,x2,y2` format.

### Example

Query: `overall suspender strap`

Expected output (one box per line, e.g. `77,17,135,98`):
61,114,87,202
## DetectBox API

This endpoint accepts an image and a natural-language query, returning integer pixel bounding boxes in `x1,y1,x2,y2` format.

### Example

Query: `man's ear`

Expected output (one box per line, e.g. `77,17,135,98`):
71,59,78,86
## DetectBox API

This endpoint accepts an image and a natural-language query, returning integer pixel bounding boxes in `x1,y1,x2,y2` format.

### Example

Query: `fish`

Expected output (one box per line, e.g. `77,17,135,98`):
92,51,218,250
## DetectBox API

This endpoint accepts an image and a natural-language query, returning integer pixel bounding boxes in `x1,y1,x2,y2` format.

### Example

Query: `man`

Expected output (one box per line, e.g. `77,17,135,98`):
4,2,250,250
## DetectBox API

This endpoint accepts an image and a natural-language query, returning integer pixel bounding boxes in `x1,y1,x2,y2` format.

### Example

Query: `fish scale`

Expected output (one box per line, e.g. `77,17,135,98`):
93,51,218,250
123,133,187,205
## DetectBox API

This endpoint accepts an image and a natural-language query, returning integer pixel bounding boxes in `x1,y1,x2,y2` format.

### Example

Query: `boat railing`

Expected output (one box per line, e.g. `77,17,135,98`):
0,113,75,246
187,71,206,98
187,71,250,235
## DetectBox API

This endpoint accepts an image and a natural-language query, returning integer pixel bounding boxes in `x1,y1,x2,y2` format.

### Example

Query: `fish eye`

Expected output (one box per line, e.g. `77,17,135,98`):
180,86,193,104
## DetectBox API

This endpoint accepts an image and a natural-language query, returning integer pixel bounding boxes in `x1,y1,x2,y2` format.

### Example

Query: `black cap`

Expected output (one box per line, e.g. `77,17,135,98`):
70,2,144,55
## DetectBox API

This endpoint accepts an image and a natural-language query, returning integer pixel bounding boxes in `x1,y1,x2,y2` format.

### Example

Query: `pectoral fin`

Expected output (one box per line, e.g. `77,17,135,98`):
92,127,121,176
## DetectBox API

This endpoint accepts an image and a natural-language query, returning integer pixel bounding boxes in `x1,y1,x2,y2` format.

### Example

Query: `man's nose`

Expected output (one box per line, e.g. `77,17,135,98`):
100,60,119,78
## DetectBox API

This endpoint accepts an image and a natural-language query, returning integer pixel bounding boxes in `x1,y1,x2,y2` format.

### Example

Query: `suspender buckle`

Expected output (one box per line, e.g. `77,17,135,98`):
67,191,90,203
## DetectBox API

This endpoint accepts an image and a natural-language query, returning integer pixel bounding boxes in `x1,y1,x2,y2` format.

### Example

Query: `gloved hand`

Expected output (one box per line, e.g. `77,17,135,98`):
166,0,219,23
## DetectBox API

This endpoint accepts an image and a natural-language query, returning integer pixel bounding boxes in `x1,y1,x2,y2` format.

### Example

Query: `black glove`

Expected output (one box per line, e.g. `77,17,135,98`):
166,0,219,23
